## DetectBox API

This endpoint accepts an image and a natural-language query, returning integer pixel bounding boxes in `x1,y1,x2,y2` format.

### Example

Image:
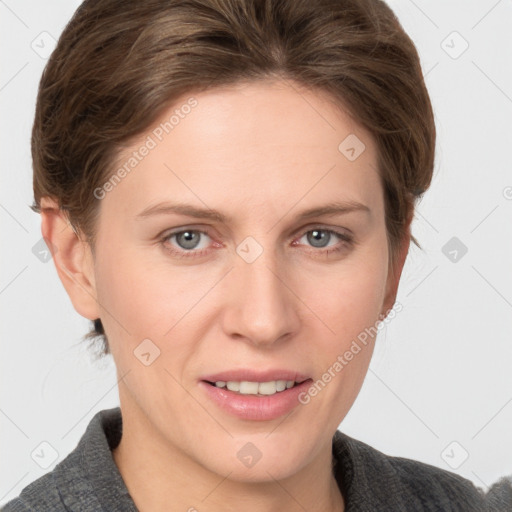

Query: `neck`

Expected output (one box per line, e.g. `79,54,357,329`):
111,403,345,512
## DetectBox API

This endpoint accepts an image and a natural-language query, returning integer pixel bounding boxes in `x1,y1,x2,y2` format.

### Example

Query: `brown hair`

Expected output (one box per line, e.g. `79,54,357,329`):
31,0,436,358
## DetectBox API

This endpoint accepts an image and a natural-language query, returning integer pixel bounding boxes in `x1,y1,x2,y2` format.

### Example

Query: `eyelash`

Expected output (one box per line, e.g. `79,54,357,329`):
159,226,354,259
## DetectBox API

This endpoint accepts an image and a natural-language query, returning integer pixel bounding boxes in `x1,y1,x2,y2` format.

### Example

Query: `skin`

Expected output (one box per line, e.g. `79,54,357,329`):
41,78,410,512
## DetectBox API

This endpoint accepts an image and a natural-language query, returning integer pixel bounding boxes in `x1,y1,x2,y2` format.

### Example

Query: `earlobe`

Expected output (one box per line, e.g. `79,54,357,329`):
40,197,100,321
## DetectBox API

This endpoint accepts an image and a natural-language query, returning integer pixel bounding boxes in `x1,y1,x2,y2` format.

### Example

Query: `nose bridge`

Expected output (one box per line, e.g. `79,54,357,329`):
227,235,298,345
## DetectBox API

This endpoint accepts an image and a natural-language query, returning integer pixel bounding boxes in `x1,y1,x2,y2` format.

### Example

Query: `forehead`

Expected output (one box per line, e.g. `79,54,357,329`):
103,79,382,223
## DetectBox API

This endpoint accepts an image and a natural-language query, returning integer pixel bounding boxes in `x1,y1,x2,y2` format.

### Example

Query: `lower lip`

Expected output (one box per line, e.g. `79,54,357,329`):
199,379,313,421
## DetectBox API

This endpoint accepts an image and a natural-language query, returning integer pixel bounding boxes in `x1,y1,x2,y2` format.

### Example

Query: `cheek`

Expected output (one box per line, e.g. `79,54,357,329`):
93,243,175,340
303,253,387,340
94,241,216,356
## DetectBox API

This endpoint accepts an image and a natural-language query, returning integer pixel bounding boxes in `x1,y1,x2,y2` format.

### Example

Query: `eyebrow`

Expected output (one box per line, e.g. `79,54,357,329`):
135,200,370,223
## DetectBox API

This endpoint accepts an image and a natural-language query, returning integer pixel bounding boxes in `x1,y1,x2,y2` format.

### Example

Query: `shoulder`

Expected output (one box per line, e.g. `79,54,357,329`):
485,476,512,511
1,471,63,511
332,430,508,511
383,450,486,510
1,408,129,512
384,454,512,511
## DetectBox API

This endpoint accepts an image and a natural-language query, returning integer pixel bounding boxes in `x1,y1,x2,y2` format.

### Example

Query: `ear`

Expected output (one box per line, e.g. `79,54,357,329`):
40,197,100,321
381,211,413,318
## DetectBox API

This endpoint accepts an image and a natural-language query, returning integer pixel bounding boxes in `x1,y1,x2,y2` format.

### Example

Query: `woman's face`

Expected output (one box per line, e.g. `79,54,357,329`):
89,79,401,481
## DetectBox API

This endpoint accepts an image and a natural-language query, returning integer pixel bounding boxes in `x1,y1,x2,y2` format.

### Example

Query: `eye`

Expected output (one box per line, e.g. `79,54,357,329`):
160,226,353,259
294,228,353,255
161,229,212,258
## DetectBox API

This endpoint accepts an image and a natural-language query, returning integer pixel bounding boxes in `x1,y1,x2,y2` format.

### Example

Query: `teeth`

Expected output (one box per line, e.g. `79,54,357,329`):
276,380,286,392
226,381,239,392
215,380,298,396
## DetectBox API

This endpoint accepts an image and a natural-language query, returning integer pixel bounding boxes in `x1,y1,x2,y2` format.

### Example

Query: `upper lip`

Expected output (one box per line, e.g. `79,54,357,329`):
201,369,312,384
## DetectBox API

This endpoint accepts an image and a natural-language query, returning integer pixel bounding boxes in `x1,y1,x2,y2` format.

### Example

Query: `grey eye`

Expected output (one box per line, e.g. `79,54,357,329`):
174,230,203,250
306,229,334,248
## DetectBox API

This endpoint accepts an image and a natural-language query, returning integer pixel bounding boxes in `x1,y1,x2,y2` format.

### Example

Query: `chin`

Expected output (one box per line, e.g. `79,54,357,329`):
198,439,310,484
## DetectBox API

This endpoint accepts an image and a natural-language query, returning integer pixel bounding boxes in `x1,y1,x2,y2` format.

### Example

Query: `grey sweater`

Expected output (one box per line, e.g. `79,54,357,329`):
2,407,511,511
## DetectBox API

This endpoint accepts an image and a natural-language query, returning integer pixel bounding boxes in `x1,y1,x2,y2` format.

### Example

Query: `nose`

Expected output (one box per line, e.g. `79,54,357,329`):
221,243,301,348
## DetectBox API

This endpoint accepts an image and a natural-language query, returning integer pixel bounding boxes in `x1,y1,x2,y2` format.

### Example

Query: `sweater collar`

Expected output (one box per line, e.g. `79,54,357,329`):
57,406,403,511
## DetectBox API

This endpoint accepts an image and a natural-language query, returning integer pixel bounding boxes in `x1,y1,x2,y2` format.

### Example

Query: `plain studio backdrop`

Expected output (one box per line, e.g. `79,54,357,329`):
1,0,511,506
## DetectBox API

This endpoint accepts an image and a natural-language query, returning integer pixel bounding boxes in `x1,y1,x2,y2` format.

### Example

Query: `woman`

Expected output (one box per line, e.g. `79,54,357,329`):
3,0,510,510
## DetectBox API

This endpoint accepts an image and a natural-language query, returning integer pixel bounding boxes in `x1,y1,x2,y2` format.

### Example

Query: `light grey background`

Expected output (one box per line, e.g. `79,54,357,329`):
1,0,511,505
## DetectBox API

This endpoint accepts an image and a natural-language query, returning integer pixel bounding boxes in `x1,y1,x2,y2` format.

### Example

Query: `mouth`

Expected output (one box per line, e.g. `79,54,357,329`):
203,379,309,397
199,377,314,421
